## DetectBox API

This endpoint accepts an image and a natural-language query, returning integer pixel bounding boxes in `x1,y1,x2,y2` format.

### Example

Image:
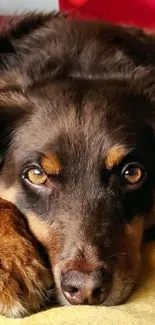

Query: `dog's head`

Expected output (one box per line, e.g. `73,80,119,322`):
1,72,155,306
1,13,155,307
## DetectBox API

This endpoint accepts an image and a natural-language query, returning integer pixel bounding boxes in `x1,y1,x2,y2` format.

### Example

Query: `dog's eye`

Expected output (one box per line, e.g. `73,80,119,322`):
24,167,47,185
122,163,146,187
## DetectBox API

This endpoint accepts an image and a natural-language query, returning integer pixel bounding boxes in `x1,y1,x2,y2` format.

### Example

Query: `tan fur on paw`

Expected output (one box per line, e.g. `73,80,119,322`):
0,198,53,318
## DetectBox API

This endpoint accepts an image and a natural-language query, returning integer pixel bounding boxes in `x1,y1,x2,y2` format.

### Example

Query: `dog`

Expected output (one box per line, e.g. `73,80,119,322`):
1,12,155,317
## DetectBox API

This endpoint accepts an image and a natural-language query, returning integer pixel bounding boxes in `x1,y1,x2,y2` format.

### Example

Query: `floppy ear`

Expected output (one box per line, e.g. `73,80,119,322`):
0,12,68,91
0,12,61,91
0,92,31,161
0,12,58,69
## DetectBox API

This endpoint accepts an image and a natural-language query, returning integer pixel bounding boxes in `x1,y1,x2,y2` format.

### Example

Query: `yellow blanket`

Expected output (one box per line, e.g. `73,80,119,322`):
1,243,155,325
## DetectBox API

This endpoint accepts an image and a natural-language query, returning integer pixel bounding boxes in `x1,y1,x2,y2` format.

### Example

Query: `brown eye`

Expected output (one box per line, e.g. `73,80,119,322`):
122,163,146,185
25,167,47,185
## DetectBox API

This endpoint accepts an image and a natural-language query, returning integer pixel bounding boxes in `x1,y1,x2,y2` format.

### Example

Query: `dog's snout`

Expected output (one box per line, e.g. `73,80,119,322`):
61,269,111,305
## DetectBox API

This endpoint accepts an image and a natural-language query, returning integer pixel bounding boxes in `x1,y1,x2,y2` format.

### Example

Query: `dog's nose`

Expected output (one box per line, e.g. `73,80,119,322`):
61,269,110,305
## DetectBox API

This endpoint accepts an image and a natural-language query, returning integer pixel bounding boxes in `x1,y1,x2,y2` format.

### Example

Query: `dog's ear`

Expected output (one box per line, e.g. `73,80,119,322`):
0,11,59,70
0,91,31,160
0,12,68,91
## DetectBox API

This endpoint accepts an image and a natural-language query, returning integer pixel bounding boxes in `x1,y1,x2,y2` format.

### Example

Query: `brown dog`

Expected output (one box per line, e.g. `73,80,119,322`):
0,12,155,317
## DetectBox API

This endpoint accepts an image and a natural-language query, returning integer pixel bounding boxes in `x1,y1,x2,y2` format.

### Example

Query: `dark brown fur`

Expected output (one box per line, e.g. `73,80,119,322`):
0,12,155,317
1,12,155,89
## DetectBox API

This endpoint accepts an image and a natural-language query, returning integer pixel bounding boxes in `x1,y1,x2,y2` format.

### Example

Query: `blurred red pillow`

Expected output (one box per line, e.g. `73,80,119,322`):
59,0,155,28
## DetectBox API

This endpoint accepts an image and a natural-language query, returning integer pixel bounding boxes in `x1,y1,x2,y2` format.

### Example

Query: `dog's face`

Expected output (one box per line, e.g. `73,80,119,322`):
1,77,155,306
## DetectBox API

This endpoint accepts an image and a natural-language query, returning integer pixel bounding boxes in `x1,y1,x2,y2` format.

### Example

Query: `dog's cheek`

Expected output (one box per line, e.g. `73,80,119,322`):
122,216,144,281
104,216,144,306
0,184,19,204
25,211,51,245
125,215,144,248
117,216,144,278
0,185,49,244
25,212,63,266
122,217,144,278
144,198,155,230
26,216,64,296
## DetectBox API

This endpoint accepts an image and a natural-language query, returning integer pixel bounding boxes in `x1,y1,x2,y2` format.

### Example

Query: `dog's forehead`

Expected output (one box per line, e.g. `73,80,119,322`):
12,78,148,165
29,78,143,132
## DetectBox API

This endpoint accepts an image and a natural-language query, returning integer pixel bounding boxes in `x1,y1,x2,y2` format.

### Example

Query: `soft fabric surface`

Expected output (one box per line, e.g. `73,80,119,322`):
0,242,155,324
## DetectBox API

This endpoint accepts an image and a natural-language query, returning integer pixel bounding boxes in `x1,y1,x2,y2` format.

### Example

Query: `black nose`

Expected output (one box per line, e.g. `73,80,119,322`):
61,269,111,305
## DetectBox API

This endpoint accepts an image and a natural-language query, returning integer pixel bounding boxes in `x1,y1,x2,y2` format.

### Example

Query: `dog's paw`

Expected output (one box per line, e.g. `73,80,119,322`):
0,198,53,318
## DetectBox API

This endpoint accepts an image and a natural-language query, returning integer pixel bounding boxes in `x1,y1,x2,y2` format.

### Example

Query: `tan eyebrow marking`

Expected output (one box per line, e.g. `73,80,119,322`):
105,145,129,169
41,153,61,175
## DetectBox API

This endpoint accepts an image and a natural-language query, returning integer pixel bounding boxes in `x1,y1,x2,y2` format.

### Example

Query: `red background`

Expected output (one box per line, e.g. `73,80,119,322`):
59,0,155,28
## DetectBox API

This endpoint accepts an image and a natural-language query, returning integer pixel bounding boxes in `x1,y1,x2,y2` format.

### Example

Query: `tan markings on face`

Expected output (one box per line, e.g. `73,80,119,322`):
120,215,144,280
41,153,61,175
26,215,63,269
0,185,50,244
126,215,144,252
144,198,155,230
47,228,63,266
104,216,144,306
25,212,50,246
0,185,18,205
105,145,129,169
